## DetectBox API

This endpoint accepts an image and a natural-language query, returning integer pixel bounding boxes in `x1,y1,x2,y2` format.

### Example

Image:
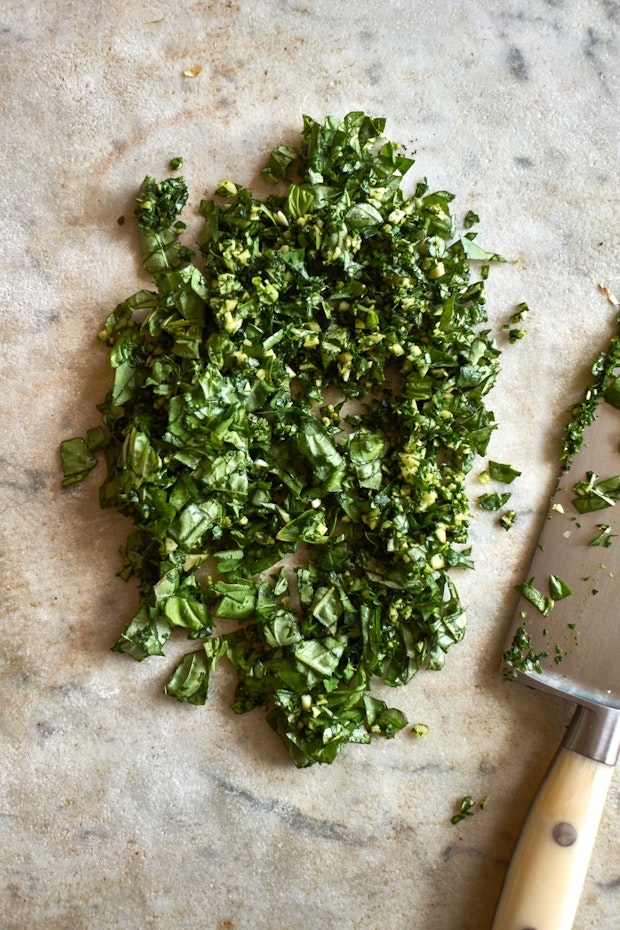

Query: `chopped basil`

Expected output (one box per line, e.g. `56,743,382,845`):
479,491,512,511
510,302,529,324
503,624,550,675
514,579,554,616
588,523,615,547
561,321,620,467
59,437,98,488
488,461,521,484
572,471,620,513
451,795,475,824
499,509,516,531
548,574,572,601
450,794,488,824
61,112,504,767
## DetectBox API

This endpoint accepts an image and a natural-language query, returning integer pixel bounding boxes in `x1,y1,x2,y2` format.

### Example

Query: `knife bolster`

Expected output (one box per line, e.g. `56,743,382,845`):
563,704,620,765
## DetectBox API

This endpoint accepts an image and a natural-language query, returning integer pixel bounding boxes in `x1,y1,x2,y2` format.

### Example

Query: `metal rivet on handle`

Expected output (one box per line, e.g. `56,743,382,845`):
553,822,577,846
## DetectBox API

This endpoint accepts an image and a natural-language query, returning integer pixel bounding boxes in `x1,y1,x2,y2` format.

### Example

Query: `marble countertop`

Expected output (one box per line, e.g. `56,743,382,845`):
1,1,618,928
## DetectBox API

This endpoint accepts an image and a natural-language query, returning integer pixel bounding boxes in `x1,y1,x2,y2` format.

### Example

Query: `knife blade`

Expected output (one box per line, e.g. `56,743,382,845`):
492,397,620,930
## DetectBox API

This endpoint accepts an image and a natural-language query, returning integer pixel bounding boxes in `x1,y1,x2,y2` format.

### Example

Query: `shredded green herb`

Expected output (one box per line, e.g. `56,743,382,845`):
479,491,511,511
588,523,615,547
451,794,488,824
514,579,554,617
61,111,504,767
503,624,550,676
548,574,572,601
499,509,516,531
560,313,620,467
488,461,521,484
572,471,620,513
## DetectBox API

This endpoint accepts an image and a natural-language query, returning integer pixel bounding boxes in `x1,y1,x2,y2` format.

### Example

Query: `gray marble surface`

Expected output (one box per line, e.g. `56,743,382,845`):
1,1,619,928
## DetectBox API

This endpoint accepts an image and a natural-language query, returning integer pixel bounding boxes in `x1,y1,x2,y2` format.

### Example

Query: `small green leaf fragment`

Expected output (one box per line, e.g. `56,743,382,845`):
515,580,554,616
460,237,505,263
499,509,516,530
60,437,98,487
548,575,572,601
503,623,550,675
451,795,475,824
488,461,522,484
479,492,512,511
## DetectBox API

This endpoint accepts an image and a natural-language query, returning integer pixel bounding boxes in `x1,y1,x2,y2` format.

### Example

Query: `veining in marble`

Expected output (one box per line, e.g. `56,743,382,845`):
0,1,618,928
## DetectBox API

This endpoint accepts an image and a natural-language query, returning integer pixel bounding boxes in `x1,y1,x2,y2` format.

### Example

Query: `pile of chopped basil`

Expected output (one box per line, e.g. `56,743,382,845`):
61,112,504,767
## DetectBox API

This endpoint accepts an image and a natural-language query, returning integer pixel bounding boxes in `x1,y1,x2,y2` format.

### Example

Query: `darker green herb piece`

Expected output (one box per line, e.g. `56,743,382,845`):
479,491,512,511
59,437,98,488
134,175,189,230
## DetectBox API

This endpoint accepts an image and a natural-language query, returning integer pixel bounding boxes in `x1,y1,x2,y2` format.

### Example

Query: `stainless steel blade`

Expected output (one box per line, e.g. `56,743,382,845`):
503,397,620,727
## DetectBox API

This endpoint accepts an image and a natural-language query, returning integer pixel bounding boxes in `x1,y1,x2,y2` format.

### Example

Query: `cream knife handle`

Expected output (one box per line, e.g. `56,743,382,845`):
491,746,614,930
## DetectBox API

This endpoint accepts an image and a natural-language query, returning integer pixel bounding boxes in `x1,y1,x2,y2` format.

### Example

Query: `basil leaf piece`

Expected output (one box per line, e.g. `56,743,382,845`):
60,438,98,487
460,236,505,263
515,579,554,617
61,111,509,767
548,574,572,601
503,624,550,676
479,491,512,511
488,461,522,484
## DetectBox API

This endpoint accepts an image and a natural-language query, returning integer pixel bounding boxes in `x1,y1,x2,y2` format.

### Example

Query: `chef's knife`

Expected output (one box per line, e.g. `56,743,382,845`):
492,397,620,930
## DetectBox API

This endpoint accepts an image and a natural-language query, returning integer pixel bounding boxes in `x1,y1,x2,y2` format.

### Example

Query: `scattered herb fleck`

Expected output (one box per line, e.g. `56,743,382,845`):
588,523,615,547
60,112,505,767
548,574,572,601
572,471,620,513
410,723,430,738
